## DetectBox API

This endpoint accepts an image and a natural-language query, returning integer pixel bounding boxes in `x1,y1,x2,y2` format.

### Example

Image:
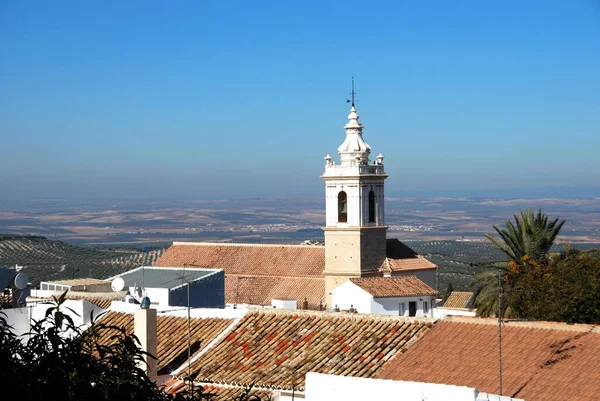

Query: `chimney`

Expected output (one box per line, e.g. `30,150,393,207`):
134,308,158,377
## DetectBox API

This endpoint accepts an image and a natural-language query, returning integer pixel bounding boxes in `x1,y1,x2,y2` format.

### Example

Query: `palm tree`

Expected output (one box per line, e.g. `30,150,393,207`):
485,209,565,264
471,209,565,317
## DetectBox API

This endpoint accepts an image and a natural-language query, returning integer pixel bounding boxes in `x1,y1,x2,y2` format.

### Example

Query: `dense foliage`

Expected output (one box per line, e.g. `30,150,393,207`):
0,293,263,400
471,209,600,324
508,249,600,323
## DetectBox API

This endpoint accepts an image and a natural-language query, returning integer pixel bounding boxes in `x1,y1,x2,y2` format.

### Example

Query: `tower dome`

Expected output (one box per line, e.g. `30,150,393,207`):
337,105,371,165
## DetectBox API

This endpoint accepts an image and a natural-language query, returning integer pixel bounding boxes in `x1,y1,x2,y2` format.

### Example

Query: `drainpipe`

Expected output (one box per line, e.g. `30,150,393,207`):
134,308,158,377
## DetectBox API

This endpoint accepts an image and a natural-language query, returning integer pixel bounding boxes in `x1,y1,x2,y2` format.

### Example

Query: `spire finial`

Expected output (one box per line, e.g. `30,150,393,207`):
346,75,356,107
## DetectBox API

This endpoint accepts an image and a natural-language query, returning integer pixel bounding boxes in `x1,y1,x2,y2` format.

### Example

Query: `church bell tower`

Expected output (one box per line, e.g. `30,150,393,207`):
321,86,388,307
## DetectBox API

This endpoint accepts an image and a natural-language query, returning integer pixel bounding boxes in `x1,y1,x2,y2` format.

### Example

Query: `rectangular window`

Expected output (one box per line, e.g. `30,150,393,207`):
423,301,429,314
399,302,406,316
409,301,417,317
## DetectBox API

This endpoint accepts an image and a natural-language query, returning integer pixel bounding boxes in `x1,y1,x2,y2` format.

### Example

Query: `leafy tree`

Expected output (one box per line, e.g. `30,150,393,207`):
0,292,263,400
471,209,565,317
510,249,600,323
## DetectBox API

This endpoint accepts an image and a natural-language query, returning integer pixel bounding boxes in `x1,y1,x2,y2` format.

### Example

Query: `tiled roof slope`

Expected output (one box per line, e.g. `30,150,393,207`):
376,317,600,401
443,291,474,309
96,311,233,375
226,275,324,310
350,276,437,297
155,240,436,276
154,242,324,277
381,239,437,272
29,291,127,309
187,309,434,390
164,379,270,401
154,241,436,308
385,256,437,272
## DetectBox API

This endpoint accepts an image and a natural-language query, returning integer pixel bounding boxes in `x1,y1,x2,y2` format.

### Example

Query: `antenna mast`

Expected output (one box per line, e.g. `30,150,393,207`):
498,269,503,396
182,263,193,397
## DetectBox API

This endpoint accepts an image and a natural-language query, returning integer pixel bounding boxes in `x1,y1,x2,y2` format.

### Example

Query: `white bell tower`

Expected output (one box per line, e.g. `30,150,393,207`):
321,82,388,307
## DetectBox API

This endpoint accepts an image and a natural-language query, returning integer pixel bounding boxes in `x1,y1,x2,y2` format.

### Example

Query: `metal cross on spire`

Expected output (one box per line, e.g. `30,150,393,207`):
346,75,357,106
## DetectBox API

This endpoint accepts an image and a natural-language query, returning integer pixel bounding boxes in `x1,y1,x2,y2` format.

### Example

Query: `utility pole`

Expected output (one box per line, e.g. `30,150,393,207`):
498,269,503,396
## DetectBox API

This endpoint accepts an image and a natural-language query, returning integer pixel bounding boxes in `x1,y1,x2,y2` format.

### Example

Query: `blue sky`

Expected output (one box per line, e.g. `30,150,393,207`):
1,1,599,200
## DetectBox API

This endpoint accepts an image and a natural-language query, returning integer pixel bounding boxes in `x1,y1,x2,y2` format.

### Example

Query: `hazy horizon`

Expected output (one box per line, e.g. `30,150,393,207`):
2,1,599,201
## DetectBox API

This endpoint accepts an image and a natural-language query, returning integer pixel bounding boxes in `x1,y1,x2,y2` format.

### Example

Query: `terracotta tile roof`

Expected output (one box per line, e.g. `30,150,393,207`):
376,317,600,401
49,278,109,286
186,309,434,390
443,291,474,309
29,291,127,309
349,276,437,297
154,242,324,277
154,241,435,308
381,239,437,272
164,379,271,401
96,311,233,375
385,255,437,272
226,275,325,310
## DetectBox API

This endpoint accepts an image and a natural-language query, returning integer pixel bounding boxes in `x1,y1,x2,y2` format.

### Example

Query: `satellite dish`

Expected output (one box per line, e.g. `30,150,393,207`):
111,277,125,292
13,272,29,290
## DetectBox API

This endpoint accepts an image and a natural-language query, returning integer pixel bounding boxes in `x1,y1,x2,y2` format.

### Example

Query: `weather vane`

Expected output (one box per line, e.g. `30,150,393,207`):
346,75,357,106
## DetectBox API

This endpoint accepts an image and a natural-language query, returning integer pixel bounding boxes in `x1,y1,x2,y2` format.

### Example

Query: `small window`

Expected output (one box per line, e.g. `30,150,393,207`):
399,302,406,316
423,301,429,314
409,301,417,317
368,190,375,223
338,191,348,223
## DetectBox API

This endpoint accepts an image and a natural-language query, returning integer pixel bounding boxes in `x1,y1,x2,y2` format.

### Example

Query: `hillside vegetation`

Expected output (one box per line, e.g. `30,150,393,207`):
0,235,164,287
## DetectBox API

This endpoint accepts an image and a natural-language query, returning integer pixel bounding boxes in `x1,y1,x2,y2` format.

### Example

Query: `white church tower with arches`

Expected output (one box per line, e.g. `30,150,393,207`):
321,96,389,306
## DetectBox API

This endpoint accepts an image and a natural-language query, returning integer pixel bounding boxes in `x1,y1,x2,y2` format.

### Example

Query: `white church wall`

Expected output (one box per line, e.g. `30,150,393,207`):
372,295,435,317
330,280,372,313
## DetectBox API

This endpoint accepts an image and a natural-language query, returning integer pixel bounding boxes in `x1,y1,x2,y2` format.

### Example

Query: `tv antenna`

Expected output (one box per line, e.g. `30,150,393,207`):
498,269,503,396
181,263,195,398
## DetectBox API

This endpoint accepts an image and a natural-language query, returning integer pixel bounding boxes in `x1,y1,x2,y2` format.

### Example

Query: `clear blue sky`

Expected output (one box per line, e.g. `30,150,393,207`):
1,1,599,200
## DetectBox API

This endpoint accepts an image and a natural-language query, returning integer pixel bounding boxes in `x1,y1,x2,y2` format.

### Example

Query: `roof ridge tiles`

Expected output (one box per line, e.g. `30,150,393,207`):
250,307,438,322
443,315,600,333
172,241,324,248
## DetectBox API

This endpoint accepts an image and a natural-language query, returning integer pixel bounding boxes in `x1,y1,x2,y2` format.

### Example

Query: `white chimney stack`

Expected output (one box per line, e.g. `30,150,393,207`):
134,308,158,377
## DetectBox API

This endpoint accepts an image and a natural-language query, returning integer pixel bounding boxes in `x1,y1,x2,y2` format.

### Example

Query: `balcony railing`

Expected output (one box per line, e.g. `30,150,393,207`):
322,163,386,177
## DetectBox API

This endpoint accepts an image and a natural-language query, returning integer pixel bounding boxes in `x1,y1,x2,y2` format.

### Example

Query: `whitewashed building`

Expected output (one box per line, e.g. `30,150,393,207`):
331,276,437,316
304,373,523,401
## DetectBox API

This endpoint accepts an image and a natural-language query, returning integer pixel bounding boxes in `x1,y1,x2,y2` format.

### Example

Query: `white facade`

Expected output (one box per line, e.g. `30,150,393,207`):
271,299,298,309
304,373,523,401
4,299,104,341
331,280,435,317
129,286,170,307
321,104,388,229
433,307,477,319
